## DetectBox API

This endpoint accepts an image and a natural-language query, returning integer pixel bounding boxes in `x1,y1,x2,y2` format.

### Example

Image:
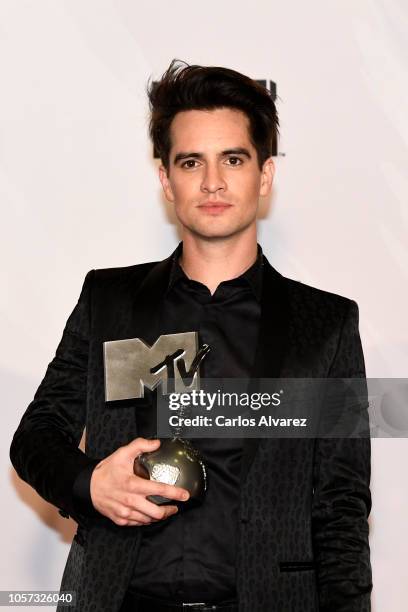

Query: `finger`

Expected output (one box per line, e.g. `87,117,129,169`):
123,437,161,458
129,505,178,523
121,492,179,521
116,518,145,527
115,505,177,526
113,506,154,526
134,497,179,521
132,478,190,502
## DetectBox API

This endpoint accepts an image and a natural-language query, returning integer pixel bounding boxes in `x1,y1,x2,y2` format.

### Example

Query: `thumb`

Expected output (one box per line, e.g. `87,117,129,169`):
124,437,161,456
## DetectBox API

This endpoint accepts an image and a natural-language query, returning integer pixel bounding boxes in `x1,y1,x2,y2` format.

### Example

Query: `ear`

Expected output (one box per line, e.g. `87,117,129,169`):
259,157,275,198
159,164,175,203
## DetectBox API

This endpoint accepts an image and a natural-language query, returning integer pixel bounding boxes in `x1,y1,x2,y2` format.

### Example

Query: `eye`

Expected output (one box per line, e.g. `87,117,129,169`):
225,156,243,166
181,159,199,169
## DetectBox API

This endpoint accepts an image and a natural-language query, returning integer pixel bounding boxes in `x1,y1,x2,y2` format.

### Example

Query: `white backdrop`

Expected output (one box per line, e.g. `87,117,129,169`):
1,1,407,610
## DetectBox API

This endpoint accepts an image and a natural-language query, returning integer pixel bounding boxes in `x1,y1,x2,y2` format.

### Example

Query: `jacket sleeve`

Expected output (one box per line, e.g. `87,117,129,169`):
312,299,373,612
9,269,102,528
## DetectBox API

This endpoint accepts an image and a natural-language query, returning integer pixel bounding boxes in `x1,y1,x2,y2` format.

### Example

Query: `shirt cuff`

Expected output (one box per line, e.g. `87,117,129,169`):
72,459,101,518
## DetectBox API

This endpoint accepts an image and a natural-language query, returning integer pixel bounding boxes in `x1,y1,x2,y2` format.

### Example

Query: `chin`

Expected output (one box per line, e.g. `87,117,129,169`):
187,226,249,241
177,210,253,238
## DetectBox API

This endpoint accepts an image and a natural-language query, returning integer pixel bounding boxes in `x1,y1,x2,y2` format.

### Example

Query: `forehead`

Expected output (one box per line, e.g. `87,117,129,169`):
169,108,252,151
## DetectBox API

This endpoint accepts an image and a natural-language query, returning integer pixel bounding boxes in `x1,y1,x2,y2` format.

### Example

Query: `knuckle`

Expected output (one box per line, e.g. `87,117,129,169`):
156,507,166,520
122,494,133,507
148,506,162,520
118,507,130,519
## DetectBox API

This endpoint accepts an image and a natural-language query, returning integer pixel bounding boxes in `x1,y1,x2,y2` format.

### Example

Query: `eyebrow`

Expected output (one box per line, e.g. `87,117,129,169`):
173,147,252,165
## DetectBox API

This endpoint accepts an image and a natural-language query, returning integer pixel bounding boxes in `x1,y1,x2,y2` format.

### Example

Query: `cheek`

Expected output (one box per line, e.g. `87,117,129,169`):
239,173,261,200
171,176,198,201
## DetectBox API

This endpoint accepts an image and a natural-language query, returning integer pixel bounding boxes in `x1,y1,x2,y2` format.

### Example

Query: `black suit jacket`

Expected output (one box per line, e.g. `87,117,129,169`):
10,249,372,612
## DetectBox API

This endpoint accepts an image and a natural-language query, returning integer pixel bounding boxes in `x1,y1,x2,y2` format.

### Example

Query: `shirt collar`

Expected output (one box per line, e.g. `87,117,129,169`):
166,241,264,302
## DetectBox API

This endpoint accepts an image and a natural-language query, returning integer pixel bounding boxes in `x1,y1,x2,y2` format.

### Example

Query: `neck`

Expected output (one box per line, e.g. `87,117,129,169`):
179,227,258,295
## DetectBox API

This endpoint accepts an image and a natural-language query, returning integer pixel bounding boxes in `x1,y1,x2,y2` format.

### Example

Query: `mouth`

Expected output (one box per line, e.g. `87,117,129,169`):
197,202,233,214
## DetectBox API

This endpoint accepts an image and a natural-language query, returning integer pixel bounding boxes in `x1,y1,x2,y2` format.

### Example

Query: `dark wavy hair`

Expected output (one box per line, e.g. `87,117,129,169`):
147,59,279,172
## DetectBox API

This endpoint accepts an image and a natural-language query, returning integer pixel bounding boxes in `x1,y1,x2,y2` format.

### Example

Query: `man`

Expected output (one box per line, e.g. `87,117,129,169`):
10,59,372,611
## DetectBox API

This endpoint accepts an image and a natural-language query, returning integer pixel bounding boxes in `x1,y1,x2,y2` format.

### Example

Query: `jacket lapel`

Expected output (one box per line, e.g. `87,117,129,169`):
128,253,176,436
240,258,289,483
131,252,175,344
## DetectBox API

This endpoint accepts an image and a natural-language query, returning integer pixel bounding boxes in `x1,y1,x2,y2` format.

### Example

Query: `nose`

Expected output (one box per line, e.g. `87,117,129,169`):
200,162,227,194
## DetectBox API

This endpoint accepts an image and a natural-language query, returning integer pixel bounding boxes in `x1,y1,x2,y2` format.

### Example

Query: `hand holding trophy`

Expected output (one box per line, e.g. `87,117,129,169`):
133,437,207,505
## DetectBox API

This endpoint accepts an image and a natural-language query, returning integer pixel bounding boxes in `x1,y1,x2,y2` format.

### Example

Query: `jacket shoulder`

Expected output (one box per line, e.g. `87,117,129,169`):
82,260,159,293
282,275,358,318
283,277,354,308
77,261,161,304
93,260,159,281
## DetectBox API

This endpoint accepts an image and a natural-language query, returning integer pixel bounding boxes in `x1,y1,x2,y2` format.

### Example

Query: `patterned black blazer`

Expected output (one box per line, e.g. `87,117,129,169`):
10,248,372,611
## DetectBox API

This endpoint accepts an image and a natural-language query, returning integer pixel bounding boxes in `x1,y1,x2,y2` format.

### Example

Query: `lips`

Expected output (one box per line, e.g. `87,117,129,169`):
199,201,232,207
198,201,233,213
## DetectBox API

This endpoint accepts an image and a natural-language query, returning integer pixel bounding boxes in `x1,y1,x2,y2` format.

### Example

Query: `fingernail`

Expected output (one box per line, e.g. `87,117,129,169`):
182,492,189,501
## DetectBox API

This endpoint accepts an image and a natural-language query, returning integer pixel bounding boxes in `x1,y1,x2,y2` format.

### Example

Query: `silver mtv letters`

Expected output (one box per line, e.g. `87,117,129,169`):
104,331,208,401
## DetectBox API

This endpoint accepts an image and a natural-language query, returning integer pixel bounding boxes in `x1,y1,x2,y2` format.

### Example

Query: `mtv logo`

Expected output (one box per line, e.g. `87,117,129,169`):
104,331,209,401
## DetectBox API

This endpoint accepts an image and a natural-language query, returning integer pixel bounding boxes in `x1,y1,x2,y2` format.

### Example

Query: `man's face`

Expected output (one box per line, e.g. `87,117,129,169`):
159,108,274,241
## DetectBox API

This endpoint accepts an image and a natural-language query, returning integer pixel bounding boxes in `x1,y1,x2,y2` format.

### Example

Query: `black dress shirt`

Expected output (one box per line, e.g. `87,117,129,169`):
73,241,264,603
128,241,264,603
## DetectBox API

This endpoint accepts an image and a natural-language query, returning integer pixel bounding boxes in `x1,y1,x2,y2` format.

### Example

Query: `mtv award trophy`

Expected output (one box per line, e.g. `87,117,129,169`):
104,332,210,505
